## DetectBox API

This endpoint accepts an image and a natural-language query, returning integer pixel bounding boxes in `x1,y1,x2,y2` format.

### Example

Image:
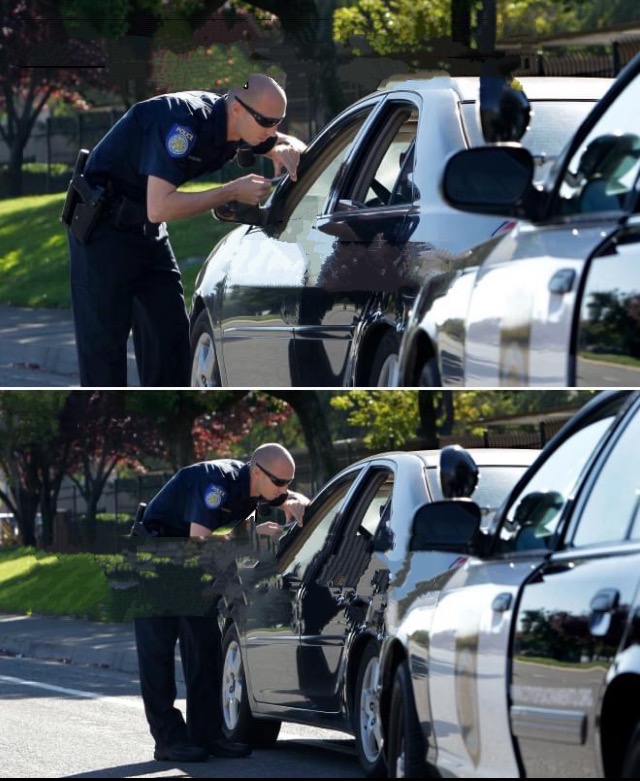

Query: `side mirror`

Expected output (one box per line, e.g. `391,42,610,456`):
410,500,481,552
479,76,531,143
441,145,535,216
439,445,479,498
212,201,270,226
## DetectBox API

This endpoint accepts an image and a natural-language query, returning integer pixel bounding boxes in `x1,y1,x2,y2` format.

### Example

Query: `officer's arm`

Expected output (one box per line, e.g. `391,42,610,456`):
190,522,212,538
147,174,272,223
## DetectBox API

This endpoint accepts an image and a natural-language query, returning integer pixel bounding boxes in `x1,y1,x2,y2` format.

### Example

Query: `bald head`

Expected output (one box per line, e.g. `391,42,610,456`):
251,443,295,474
229,73,287,112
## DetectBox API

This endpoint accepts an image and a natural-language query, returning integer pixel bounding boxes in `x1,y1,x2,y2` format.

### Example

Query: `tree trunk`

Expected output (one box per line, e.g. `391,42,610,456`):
7,146,24,198
417,392,440,449
451,0,472,47
270,391,338,492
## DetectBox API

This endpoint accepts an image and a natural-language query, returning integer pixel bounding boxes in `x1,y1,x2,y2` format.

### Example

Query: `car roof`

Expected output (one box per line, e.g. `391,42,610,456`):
376,72,614,101
349,447,540,470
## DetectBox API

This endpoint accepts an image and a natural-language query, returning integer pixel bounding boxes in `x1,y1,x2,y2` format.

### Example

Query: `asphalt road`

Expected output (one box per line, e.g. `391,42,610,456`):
0,304,139,386
1,654,364,778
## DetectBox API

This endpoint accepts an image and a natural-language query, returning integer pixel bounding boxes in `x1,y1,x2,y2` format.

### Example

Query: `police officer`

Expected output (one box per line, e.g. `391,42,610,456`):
66,73,306,387
133,442,309,763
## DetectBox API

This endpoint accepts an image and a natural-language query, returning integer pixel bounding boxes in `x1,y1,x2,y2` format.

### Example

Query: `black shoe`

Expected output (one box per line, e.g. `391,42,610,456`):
154,742,208,762
206,736,252,758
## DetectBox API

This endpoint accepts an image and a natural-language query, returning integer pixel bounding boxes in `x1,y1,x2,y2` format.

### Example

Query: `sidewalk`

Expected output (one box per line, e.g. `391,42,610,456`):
0,611,158,679
0,304,139,386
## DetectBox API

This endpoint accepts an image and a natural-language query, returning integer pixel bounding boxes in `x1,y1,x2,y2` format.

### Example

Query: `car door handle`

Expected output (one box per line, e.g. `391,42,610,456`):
548,268,576,295
492,592,513,612
589,587,619,637
590,588,619,613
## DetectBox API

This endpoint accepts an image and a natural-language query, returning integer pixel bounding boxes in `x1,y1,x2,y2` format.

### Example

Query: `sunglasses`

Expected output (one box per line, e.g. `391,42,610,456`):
235,95,284,129
255,461,293,488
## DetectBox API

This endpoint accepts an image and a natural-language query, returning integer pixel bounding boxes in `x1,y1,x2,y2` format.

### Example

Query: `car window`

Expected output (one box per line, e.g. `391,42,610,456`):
278,470,360,579
346,104,418,208
317,468,393,588
570,407,640,547
496,410,619,554
461,99,599,159
426,463,532,529
278,108,374,235
556,73,640,216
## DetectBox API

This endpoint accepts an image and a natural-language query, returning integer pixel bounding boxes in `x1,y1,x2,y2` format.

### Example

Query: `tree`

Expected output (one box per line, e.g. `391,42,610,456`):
0,391,71,547
330,390,596,451
61,391,165,547
0,1,107,195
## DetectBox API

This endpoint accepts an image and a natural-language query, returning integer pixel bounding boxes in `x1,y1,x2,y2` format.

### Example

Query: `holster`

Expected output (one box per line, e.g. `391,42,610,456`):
129,502,154,537
60,148,107,244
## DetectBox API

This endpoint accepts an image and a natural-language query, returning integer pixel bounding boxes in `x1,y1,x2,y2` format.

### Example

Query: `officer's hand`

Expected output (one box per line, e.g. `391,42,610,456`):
232,173,272,205
281,491,310,527
255,520,284,537
268,138,307,182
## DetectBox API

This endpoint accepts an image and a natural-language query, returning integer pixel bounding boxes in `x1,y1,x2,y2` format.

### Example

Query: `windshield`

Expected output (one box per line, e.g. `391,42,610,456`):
462,100,600,176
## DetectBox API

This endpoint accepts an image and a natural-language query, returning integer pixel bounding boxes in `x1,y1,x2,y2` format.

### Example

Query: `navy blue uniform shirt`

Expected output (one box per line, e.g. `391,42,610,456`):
85,91,278,202
143,459,258,537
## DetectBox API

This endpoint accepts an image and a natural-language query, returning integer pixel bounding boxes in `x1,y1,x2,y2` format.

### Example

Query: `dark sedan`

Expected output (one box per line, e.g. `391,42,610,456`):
380,390,640,778
188,73,610,387
216,445,537,777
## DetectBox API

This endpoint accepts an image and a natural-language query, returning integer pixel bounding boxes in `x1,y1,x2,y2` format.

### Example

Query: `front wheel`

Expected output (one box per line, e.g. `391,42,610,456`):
354,641,386,777
190,309,221,387
386,660,427,778
622,720,640,777
368,331,400,387
221,625,281,747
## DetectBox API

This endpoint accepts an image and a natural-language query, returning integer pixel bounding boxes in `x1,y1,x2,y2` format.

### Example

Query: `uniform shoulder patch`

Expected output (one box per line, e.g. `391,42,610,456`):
165,123,197,158
204,483,226,510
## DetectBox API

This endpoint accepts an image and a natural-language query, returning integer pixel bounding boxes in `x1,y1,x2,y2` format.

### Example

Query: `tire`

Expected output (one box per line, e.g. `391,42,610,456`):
417,355,442,387
622,721,640,777
189,309,221,387
387,660,427,778
221,625,281,748
354,641,386,777
368,331,401,387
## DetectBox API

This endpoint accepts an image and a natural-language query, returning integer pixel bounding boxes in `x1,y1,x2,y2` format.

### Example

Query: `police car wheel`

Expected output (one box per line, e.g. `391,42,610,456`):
622,720,640,777
190,309,221,387
417,356,441,387
354,641,386,777
386,660,426,778
221,624,281,747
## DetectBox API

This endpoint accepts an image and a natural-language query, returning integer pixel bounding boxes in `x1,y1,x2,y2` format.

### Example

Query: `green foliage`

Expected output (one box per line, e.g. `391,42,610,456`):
331,390,421,449
334,0,450,56
152,43,284,93
331,390,596,446
0,186,233,309
0,547,110,621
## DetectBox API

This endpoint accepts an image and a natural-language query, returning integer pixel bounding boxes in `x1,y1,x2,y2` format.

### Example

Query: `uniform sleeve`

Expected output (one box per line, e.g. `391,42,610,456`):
184,480,228,531
137,101,193,187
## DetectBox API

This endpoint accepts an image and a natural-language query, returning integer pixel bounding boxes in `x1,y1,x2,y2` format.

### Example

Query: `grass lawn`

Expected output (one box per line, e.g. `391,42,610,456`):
0,183,235,309
0,546,111,620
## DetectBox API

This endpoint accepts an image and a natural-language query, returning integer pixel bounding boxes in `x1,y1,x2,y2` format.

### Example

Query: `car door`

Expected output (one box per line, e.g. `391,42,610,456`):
427,392,629,778
217,98,381,386
294,465,395,712
242,466,363,709
510,397,640,778
575,216,640,386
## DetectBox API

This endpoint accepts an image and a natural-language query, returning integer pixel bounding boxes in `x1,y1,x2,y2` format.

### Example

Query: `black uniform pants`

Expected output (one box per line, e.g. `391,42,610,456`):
68,217,191,387
134,615,223,749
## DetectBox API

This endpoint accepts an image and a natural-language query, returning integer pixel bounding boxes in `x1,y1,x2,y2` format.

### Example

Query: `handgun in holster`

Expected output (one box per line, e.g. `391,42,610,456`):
129,502,152,537
60,148,107,244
